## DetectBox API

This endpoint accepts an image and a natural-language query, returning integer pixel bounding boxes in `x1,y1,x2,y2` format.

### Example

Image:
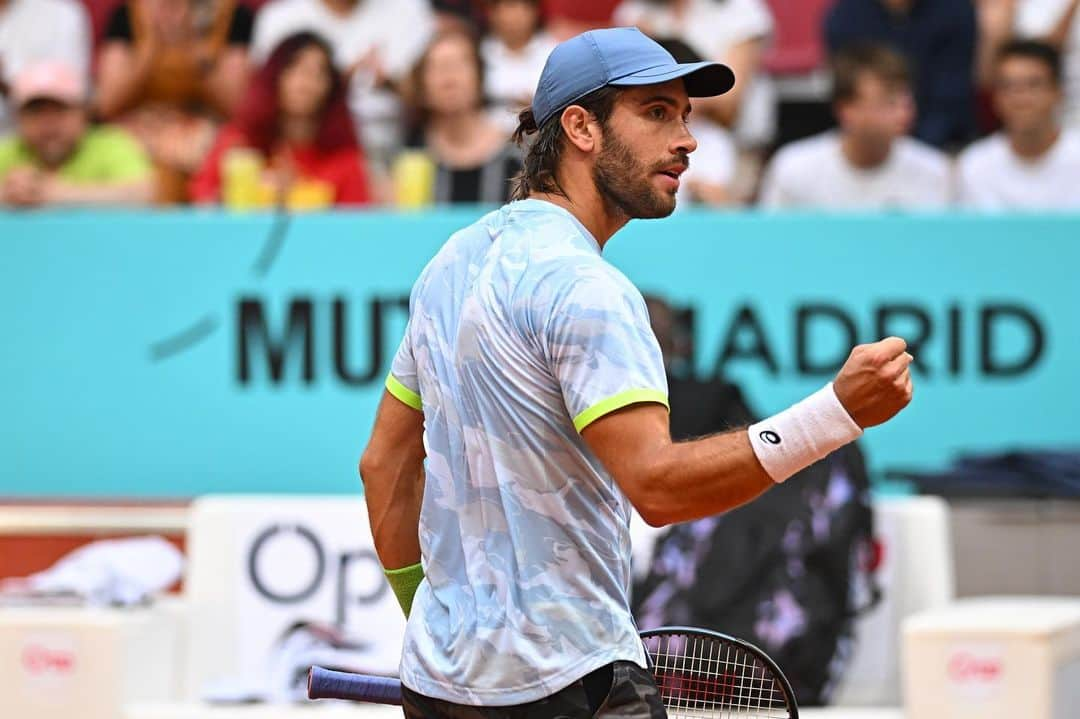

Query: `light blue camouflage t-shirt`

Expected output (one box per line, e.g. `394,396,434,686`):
387,199,668,706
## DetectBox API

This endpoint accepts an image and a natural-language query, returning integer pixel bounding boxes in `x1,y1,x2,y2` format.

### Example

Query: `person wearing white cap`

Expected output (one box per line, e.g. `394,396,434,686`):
0,0,91,133
0,62,153,207
359,27,915,718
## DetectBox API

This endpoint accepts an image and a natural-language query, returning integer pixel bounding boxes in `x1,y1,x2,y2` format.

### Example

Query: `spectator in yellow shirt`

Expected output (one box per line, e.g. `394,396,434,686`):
0,62,153,208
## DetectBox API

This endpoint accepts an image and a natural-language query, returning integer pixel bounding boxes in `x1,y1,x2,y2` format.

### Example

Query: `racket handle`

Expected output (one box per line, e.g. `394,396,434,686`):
308,666,404,705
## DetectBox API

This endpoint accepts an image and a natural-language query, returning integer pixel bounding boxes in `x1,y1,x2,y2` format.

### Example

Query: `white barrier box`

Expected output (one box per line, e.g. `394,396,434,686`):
903,597,1080,719
0,603,180,719
184,496,405,702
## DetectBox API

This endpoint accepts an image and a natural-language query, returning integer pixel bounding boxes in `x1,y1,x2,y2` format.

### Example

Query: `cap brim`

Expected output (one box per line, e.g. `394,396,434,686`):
15,92,81,108
611,61,735,98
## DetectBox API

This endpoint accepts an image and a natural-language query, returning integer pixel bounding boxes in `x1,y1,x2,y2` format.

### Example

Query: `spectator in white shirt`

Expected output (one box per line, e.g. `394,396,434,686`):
613,0,775,147
756,44,950,208
975,0,1080,129
760,44,950,210
251,0,435,168
481,0,556,133
958,40,1080,209
1015,0,1080,128
0,0,90,134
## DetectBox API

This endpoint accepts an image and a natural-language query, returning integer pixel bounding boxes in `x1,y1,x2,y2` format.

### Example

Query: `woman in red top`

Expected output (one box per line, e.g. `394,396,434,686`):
192,32,372,208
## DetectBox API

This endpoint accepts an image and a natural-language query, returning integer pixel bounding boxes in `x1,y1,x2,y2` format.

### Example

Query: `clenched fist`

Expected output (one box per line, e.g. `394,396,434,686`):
833,337,914,429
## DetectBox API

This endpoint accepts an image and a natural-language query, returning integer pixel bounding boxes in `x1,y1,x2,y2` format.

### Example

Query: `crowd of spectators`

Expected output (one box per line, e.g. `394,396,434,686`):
0,0,1078,210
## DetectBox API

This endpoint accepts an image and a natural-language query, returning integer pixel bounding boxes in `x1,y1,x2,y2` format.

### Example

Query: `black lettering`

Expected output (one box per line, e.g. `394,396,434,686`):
796,304,857,376
237,298,314,384
875,304,932,376
715,304,779,376
981,304,1045,377
333,296,410,386
247,524,325,604
336,550,389,624
948,304,962,377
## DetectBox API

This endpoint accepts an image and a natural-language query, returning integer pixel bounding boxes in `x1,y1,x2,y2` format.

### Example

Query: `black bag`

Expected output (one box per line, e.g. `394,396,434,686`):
633,377,879,706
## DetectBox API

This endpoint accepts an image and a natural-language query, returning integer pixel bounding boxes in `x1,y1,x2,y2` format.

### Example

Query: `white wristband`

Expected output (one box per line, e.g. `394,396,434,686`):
748,383,863,483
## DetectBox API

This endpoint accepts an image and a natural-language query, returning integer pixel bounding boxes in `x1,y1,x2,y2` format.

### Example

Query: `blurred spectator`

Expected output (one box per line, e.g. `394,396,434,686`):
399,29,521,205
762,0,838,146
542,0,620,41
251,0,435,169
191,32,372,209
655,38,737,207
96,0,254,204
0,62,153,207
481,0,556,132
613,0,775,148
1014,0,1080,128
958,40,1080,209
432,0,488,32
826,0,977,150
760,44,949,210
0,0,90,134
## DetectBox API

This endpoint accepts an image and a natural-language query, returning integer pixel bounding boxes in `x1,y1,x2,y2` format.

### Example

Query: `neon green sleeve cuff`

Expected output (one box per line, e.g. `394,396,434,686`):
572,389,669,432
386,373,422,411
384,562,424,617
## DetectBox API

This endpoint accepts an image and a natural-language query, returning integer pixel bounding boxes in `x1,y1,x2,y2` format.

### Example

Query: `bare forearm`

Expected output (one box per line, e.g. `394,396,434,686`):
48,179,154,206
1049,0,1080,47
361,459,424,569
97,46,156,119
637,429,774,526
204,50,249,117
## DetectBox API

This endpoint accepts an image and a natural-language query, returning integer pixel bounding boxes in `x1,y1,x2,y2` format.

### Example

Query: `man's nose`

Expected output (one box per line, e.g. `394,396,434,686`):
673,124,698,155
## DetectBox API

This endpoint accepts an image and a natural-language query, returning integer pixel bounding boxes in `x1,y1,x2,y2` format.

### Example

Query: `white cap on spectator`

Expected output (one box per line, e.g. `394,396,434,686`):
10,61,86,108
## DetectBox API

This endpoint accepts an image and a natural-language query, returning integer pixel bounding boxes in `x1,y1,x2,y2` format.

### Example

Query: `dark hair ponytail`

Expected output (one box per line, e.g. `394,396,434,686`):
509,86,621,201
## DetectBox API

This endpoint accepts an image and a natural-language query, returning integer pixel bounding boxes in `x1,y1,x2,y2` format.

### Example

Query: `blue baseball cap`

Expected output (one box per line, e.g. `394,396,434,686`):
531,27,735,129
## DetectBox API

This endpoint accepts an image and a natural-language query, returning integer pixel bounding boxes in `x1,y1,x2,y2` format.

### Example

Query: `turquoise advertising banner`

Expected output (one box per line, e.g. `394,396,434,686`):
2,210,1077,496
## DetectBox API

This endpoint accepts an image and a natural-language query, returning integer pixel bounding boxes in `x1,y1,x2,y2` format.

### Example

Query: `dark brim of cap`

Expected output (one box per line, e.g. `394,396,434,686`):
610,61,735,98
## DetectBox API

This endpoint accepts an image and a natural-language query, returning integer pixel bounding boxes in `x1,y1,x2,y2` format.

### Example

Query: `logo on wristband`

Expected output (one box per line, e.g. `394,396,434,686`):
759,430,782,445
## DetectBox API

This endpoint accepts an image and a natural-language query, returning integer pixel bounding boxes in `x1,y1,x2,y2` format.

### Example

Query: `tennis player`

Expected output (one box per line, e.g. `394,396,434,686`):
360,27,914,718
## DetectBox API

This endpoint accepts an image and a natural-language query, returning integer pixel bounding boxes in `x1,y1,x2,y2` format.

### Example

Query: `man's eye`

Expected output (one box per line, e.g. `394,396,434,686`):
650,107,667,120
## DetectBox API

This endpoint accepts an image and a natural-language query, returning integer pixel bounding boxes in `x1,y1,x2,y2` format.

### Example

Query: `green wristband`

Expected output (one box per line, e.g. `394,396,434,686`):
383,562,424,617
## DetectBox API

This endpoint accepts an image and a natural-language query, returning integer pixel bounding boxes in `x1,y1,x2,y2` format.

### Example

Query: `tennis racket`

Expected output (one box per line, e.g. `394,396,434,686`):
640,626,798,718
309,626,798,717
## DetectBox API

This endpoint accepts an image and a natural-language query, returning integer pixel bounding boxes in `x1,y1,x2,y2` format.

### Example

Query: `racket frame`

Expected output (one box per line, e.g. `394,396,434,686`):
639,625,799,718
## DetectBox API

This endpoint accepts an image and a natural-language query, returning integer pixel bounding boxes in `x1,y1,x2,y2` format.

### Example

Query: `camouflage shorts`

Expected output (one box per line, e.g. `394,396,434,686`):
401,660,667,719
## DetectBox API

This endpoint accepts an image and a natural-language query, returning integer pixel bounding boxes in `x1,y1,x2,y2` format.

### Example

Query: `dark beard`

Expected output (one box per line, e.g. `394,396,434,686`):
592,126,680,220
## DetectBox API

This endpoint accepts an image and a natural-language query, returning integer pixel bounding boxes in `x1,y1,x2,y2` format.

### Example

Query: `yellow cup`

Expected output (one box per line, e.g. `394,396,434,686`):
392,150,436,209
287,178,335,211
222,148,265,211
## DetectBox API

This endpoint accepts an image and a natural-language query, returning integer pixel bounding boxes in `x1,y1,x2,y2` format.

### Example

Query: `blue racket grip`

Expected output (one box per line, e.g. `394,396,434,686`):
308,666,404,705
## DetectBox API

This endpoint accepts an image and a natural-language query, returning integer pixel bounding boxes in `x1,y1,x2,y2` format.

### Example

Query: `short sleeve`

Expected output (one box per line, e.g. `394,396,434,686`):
387,323,422,411
227,5,255,46
104,4,134,42
1015,0,1069,37
545,272,668,432
687,122,736,185
722,0,774,45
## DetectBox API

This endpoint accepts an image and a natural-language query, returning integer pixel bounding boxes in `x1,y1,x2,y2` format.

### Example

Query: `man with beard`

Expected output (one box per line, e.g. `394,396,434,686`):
0,61,152,207
359,28,915,718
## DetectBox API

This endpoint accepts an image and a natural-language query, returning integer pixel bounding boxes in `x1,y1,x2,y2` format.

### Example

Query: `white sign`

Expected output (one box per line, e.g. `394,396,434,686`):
184,497,406,702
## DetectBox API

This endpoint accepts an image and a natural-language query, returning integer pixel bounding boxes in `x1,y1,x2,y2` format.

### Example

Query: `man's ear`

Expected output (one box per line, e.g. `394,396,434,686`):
560,105,600,153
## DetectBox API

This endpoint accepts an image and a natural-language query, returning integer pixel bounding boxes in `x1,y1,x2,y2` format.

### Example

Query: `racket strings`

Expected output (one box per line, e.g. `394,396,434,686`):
644,633,791,718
